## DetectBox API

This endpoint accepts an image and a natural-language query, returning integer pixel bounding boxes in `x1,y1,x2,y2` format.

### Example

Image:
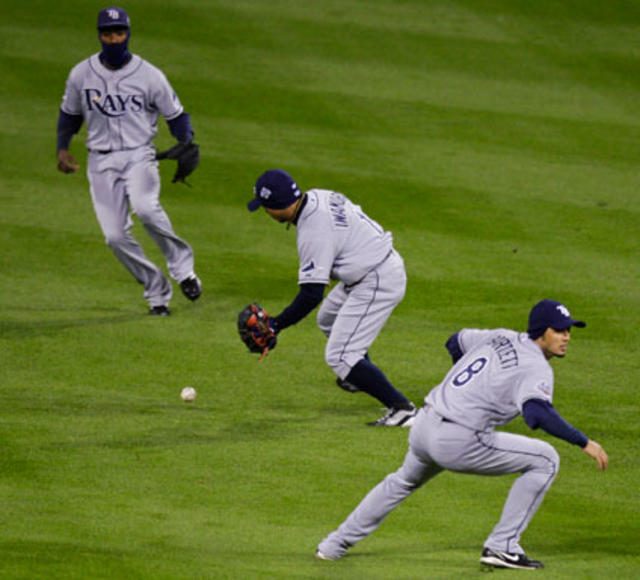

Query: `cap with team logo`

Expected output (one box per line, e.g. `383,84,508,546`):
97,6,130,30
527,299,586,339
248,169,302,212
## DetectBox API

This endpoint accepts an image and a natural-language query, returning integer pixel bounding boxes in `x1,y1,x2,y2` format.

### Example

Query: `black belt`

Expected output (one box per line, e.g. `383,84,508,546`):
424,404,454,423
89,149,112,154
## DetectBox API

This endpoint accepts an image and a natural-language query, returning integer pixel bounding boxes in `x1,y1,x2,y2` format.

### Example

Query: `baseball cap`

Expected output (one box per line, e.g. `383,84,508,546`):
527,299,586,339
247,169,302,212
97,7,130,30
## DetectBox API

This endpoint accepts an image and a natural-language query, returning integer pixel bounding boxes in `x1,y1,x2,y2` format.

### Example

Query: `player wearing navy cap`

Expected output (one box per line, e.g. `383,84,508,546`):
248,169,417,427
56,7,202,315
316,300,608,569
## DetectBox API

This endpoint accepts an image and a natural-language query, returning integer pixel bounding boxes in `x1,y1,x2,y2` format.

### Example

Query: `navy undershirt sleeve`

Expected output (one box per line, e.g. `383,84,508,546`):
445,331,464,363
272,283,325,332
522,398,589,448
57,110,84,152
167,112,194,143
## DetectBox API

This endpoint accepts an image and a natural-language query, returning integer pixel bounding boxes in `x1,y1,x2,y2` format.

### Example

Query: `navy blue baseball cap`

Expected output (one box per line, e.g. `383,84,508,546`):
248,169,302,212
527,300,586,339
97,7,130,30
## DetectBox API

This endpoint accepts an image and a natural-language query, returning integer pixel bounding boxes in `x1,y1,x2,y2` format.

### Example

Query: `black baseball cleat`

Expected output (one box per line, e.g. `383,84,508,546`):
336,377,360,393
149,305,170,316
480,548,544,570
180,275,202,301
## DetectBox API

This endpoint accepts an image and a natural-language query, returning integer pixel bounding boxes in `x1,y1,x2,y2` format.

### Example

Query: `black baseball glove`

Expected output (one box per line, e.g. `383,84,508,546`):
237,302,277,361
156,142,200,185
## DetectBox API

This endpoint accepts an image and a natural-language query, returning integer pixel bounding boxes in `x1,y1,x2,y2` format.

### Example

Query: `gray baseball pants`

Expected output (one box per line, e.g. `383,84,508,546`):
318,405,559,557
87,147,194,307
316,250,406,380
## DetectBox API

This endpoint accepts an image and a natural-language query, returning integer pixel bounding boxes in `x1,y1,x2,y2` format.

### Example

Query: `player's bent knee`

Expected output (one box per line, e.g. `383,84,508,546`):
316,310,332,335
533,441,560,476
547,444,560,472
134,209,157,225
317,321,332,337
131,198,162,223
324,351,341,375
379,472,418,501
105,231,127,248
324,349,350,380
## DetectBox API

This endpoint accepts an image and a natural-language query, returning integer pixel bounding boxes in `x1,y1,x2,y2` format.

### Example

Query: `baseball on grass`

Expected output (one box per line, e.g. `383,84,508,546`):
180,386,197,402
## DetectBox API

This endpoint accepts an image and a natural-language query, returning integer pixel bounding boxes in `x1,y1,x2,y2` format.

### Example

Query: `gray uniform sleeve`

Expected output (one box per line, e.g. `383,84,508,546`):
515,366,554,412
148,65,184,121
296,209,334,285
60,64,84,116
458,329,494,354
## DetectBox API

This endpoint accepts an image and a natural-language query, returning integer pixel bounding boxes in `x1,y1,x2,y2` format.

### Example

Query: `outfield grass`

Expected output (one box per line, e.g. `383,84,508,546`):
1,1,639,578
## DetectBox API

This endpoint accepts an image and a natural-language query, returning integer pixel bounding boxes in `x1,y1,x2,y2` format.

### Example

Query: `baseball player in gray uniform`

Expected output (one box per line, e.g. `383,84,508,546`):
316,300,609,569
56,7,201,315
247,169,417,426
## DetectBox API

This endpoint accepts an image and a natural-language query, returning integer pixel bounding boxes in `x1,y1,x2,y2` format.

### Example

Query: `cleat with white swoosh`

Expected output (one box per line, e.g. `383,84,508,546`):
480,548,544,570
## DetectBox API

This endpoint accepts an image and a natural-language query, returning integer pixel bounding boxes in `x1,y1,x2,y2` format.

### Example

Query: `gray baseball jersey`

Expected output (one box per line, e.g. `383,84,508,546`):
60,53,194,308
296,189,393,286
426,328,554,430
318,328,561,558
61,53,183,152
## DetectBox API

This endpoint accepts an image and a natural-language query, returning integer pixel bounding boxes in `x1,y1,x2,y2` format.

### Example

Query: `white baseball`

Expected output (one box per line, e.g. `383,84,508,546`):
180,386,197,402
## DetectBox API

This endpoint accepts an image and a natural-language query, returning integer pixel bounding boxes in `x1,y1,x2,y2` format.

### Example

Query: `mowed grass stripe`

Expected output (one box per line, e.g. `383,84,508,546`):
0,0,638,578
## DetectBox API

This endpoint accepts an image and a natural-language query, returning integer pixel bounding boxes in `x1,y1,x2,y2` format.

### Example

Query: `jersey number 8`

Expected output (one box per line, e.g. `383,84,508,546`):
452,357,487,387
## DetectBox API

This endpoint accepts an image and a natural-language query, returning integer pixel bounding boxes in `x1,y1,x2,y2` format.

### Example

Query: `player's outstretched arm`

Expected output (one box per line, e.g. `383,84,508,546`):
271,283,325,332
582,439,609,471
56,111,83,173
57,150,79,174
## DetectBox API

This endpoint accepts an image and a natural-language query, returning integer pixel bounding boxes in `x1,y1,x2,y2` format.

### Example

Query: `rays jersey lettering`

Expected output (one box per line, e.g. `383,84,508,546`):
60,53,183,151
84,89,144,116
296,189,393,286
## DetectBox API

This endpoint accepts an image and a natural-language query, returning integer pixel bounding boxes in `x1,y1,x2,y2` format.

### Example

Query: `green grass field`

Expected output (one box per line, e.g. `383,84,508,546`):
1,0,639,578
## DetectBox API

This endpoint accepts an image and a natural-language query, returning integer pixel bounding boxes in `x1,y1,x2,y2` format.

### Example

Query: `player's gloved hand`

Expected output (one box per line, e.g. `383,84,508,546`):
237,302,278,361
156,141,200,186
57,150,79,173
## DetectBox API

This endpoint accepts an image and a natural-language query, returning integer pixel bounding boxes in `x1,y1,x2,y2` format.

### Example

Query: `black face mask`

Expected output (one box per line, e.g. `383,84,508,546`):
99,30,131,68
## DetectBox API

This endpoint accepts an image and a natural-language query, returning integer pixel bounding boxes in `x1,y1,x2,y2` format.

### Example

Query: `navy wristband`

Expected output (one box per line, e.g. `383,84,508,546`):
57,110,83,151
